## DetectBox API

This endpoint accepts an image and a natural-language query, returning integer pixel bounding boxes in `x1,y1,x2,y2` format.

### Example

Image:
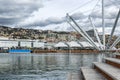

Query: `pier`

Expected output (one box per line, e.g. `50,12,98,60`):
80,54,120,80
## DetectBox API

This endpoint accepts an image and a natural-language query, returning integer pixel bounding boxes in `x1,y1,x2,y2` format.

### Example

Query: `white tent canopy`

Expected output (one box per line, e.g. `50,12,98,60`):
67,41,82,48
54,42,68,47
79,41,93,48
94,42,104,48
111,47,117,50
33,42,45,48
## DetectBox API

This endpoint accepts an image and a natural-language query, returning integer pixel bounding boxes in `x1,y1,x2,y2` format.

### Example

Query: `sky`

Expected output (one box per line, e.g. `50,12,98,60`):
0,0,120,35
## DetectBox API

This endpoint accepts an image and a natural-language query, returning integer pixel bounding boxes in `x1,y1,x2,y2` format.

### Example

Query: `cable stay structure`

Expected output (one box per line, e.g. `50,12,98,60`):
89,16,103,50
66,13,101,50
106,9,120,49
110,36,120,49
68,0,95,14
66,0,120,51
66,17,96,49
66,0,105,50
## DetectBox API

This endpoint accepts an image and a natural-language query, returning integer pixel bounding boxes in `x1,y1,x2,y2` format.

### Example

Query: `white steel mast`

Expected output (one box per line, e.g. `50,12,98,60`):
66,14,100,50
89,16,103,50
107,9,120,49
109,36,120,49
102,0,105,49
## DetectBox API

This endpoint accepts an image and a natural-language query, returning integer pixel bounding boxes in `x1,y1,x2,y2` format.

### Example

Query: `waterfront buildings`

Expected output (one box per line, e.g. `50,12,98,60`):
0,26,120,49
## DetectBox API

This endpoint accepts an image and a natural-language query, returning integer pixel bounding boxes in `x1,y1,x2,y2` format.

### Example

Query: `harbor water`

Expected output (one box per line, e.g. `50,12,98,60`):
0,53,112,80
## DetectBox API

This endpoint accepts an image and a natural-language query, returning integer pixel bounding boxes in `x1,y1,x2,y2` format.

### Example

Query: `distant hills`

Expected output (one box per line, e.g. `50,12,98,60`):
0,26,120,48
0,26,78,42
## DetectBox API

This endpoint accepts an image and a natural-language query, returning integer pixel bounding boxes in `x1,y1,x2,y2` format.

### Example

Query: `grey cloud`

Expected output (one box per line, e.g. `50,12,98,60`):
67,0,120,32
0,17,23,25
90,18,120,29
67,4,120,31
0,0,43,25
1,0,120,32
22,17,66,28
90,0,120,19
22,12,87,28
89,9,120,28
104,0,120,7
90,10,118,19
46,17,65,24
71,12,86,20
67,27,74,31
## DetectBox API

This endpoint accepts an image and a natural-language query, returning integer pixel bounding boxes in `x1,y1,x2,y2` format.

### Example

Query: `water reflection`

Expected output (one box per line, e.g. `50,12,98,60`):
0,53,109,80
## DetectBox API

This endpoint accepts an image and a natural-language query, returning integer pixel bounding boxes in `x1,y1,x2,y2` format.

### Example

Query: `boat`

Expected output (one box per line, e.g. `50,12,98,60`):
9,49,31,53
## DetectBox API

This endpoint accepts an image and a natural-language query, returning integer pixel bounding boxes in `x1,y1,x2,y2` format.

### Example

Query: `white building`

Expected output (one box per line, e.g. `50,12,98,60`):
0,37,45,48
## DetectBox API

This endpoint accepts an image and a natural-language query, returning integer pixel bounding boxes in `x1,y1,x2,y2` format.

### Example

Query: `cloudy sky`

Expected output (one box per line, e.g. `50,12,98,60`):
0,0,120,34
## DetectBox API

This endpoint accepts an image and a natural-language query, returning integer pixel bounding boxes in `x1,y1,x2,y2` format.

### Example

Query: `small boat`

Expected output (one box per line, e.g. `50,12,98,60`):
9,49,31,53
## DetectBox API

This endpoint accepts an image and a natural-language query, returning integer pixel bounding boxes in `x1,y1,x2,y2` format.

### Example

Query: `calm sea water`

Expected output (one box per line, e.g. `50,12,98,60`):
0,53,111,80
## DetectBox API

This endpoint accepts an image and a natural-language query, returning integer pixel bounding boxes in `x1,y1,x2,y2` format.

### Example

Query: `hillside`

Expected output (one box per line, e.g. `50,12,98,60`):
0,26,80,42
